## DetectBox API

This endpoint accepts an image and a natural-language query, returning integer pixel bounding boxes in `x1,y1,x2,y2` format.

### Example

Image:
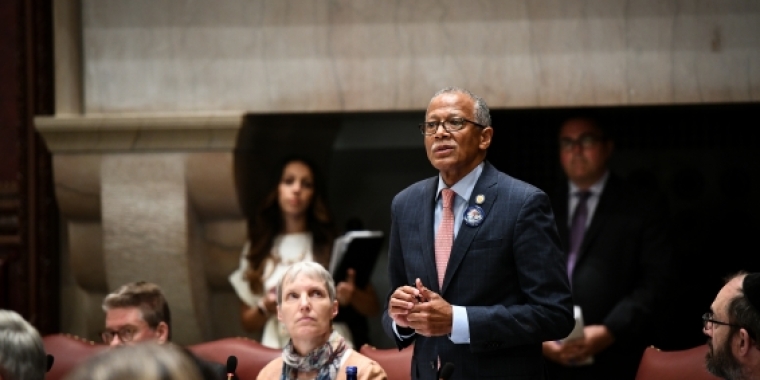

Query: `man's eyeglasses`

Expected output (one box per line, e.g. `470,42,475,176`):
101,326,138,343
702,312,742,330
702,312,757,340
418,118,486,135
559,134,604,151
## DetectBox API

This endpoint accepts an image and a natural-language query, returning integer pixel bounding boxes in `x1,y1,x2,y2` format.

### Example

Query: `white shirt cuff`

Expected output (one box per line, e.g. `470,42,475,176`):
449,305,470,344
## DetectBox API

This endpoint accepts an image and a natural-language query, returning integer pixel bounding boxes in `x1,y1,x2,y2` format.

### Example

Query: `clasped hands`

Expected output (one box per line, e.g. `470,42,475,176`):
388,278,453,337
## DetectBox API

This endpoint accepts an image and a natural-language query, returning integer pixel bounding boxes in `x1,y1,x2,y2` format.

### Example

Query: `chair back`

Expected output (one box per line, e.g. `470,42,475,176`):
635,344,721,380
358,344,413,380
187,337,281,379
42,334,280,380
42,334,108,380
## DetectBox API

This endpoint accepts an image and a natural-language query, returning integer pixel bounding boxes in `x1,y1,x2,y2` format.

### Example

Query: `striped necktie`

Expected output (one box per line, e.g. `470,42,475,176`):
435,188,456,288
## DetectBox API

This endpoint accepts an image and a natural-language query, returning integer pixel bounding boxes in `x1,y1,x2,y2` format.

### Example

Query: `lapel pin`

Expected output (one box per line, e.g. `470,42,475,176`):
475,194,485,205
463,205,485,227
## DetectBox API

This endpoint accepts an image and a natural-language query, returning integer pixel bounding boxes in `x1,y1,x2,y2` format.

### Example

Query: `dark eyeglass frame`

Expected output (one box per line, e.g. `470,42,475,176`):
702,312,757,340
418,118,486,135
702,312,741,330
558,133,606,151
101,326,139,344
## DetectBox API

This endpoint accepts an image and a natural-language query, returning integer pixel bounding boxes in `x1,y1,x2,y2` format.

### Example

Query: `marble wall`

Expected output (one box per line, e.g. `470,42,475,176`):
81,0,759,113
47,149,247,345
37,0,760,345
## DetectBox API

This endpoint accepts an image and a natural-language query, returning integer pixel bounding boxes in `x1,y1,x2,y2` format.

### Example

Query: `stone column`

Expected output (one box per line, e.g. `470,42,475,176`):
101,154,210,345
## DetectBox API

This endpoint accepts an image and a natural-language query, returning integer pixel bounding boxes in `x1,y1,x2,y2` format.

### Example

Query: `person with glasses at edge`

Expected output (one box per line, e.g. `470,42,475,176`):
703,271,760,380
382,87,574,379
542,115,673,380
101,281,226,379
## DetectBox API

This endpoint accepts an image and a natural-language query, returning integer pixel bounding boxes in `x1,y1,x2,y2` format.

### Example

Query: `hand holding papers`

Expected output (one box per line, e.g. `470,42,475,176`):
560,305,594,366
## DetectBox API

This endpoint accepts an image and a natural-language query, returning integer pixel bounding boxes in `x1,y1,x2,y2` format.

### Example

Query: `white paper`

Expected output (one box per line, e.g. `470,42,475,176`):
561,305,594,365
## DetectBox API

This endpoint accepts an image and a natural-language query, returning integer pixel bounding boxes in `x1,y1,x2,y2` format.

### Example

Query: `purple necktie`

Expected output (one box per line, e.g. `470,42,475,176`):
567,191,592,279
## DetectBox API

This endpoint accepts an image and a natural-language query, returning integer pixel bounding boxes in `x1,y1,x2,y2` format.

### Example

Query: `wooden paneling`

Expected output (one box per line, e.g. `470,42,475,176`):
0,0,59,335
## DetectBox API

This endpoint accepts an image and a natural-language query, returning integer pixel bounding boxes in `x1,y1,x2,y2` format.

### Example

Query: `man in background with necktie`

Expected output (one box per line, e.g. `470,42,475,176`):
542,116,673,380
382,87,574,380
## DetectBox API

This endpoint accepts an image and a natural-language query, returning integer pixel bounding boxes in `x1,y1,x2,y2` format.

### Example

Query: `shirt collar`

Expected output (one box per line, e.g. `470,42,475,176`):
436,162,485,202
569,170,609,196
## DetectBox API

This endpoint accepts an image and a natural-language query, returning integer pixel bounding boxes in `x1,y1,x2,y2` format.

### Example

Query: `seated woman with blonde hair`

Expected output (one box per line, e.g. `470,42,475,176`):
257,261,387,380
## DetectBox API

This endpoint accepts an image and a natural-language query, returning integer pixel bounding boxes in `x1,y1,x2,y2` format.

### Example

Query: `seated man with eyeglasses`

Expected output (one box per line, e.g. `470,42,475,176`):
703,271,760,380
101,281,226,379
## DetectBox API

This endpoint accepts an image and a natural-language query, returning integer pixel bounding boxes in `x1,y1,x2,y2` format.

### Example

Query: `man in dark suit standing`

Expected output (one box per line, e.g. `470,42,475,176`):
542,117,672,379
382,87,575,380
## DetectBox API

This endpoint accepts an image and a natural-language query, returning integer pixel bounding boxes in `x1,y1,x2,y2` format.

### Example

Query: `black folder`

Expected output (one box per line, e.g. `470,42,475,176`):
328,231,385,289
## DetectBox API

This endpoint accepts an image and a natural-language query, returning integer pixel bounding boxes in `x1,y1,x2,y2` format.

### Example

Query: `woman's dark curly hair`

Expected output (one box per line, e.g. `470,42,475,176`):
244,155,336,294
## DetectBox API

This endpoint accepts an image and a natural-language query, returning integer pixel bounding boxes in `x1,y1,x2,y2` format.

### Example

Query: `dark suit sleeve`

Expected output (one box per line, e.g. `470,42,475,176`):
602,191,672,343
466,190,575,352
381,194,417,349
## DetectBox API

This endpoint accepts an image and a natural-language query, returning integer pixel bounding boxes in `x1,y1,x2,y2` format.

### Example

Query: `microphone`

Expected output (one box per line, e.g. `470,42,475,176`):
226,355,238,380
438,362,454,380
46,354,54,372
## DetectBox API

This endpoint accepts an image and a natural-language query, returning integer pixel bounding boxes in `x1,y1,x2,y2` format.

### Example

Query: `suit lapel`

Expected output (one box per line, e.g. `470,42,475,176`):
419,177,441,293
440,162,498,294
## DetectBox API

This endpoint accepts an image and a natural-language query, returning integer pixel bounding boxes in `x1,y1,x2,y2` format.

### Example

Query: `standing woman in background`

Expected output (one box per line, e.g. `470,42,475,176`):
229,155,378,349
